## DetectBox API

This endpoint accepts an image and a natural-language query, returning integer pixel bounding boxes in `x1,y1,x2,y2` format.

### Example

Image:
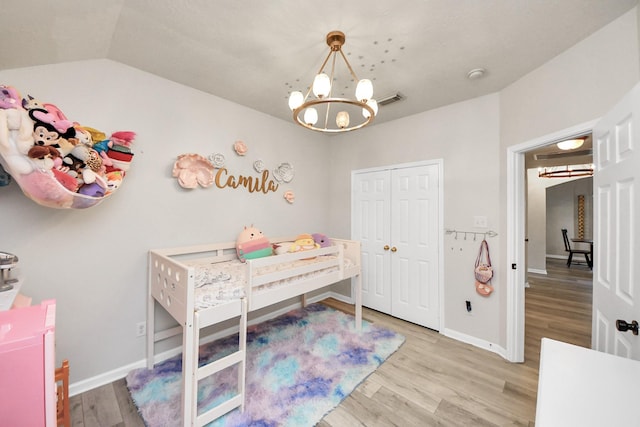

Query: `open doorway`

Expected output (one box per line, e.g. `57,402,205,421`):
523,138,594,365
525,135,594,277
505,120,597,363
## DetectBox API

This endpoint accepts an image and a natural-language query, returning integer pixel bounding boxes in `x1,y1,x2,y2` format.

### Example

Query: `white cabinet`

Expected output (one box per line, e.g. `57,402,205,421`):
536,338,640,426
352,162,441,329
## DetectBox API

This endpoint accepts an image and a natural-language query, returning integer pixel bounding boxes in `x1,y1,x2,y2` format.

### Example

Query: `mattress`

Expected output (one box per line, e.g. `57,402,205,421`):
190,255,353,310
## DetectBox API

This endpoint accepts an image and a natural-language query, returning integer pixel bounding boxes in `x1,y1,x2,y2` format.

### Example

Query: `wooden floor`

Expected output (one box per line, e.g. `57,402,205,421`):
70,258,592,426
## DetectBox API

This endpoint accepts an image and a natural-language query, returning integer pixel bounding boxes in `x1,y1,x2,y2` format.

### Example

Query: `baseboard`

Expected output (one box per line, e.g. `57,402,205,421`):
441,328,507,359
69,290,345,397
527,268,547,275
546,254,567,260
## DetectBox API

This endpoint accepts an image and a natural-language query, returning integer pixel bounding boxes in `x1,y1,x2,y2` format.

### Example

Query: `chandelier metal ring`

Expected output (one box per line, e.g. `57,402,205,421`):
292,98,375,133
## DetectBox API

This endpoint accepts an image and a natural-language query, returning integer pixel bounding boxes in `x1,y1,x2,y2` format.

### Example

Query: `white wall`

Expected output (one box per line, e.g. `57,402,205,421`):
0,59,328,385
328,93,503,347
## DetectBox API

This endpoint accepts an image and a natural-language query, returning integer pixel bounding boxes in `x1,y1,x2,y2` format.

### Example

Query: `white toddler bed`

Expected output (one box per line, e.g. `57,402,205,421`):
147,237,362,426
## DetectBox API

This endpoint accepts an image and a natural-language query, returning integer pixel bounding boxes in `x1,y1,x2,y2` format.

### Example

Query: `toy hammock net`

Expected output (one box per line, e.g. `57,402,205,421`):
0,85,134,209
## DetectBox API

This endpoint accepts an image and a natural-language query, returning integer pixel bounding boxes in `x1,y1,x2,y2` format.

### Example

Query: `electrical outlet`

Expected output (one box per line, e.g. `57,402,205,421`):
136,321,146,337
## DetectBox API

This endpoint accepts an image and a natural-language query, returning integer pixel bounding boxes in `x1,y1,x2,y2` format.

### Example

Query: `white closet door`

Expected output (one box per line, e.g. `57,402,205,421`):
390,164,440,329
353,170,392,313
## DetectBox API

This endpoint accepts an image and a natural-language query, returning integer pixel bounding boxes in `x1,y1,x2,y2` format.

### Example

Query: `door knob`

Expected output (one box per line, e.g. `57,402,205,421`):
616,319,639,335
391,246,397,252
383,245,390,251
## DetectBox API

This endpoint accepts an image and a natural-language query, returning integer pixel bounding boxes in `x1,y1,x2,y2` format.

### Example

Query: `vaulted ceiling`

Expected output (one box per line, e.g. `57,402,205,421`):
1,1,637,128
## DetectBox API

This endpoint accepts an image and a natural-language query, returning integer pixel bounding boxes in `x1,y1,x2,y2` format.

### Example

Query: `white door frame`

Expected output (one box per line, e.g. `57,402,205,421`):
506,120,598,362
351,159,445,331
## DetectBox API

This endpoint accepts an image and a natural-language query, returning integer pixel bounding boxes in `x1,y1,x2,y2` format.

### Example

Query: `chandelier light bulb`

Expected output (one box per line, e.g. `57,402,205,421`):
355,79,373,102
304,107,318,125
288,91,304,111
313,73,331,98
336,111,350,129
362,99,378,118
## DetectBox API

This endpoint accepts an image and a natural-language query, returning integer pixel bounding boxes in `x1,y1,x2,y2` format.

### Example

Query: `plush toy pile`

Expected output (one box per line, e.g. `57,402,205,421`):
237,226,331,261
0,85,135,209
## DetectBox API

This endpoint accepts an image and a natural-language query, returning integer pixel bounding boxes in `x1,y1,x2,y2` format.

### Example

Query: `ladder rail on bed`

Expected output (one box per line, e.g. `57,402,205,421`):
187,298,247,427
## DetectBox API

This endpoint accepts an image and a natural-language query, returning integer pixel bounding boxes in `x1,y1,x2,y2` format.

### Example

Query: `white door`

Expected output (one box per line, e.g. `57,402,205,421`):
353,169,392,313
592,83,640,359
353,163,441,329
390,165,440,329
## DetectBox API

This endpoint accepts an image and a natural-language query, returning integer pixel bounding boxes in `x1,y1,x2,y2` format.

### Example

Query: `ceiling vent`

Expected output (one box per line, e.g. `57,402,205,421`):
534,149,593,160
378,93,404,106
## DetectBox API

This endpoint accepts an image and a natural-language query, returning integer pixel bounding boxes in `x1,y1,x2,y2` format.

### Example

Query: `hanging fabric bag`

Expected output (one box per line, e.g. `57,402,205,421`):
474,239,493,284
475,280,494,296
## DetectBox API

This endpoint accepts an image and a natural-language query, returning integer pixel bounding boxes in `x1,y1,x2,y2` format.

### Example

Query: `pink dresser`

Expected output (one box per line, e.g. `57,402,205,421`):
0,300,56,426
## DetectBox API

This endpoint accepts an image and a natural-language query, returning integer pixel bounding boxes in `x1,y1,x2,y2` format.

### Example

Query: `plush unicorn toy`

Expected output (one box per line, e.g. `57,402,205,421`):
236,225,273,262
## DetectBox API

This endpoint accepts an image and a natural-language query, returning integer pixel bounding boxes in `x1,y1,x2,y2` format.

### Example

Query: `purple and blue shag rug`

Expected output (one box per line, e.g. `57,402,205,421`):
126,303,404,426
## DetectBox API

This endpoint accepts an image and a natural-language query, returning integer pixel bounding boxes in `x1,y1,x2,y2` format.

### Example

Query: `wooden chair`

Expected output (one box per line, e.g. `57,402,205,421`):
561,228,592,269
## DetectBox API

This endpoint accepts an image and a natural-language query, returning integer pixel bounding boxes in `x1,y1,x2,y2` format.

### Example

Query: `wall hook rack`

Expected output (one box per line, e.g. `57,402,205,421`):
445,229,498,240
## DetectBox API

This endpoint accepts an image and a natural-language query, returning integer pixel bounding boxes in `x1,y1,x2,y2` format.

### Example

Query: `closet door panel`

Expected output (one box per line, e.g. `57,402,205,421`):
391,165,440,329
354,170,392,313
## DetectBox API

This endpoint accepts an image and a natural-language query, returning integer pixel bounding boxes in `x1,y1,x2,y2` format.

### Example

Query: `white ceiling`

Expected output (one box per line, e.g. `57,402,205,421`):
1,1,637,128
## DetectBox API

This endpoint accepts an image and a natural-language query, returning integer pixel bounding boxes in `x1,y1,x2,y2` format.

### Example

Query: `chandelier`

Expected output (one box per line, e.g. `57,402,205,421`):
288,31,378,133
538,164,594,178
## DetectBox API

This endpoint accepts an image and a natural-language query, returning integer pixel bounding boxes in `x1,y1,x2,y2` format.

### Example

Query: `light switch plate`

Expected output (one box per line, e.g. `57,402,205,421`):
473,216,488,228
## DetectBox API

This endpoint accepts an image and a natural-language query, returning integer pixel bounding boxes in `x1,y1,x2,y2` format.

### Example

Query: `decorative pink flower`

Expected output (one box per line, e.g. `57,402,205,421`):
233,140,248,156
283,190,295,204
172,154,214,189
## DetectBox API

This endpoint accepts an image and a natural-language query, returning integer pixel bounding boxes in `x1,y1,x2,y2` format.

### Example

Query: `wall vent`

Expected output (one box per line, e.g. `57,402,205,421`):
378,93,404,106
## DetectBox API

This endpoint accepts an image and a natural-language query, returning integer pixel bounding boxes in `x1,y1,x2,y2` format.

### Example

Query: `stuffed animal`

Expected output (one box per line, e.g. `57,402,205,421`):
27,145,60,170
312,233,331,248
101,131,135,173
273,242,295,255
236,225,273,262
105,171,123,194
0,104,35,156
51,168,79,192
0,86,20,109
290,234,320,253
78,181,105,197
